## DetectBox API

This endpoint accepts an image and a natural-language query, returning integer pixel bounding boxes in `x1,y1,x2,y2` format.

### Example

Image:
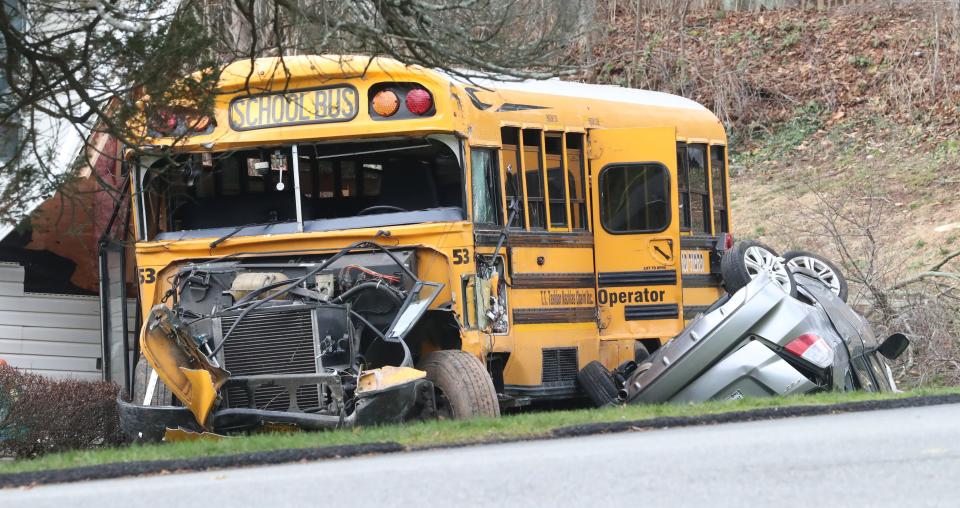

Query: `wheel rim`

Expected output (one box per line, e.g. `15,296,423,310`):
743,246,792,294
786,255,842,296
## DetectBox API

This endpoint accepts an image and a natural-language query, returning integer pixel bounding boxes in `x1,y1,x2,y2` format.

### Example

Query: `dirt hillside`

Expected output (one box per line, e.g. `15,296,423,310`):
585,5,960,386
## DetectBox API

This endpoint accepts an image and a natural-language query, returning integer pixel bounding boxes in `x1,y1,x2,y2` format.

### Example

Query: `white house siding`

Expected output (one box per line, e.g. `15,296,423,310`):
0,262,135,381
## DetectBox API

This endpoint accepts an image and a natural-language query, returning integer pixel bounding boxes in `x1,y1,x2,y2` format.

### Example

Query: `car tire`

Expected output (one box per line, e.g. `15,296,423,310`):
783,250,849,302
131,355,174,406
634,341,651,363
577,360,620,408
418,350,500,419
721,240,796,297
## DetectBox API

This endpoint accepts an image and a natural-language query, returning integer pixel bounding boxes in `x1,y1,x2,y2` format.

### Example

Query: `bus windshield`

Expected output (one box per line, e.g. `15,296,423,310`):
139,137,464,240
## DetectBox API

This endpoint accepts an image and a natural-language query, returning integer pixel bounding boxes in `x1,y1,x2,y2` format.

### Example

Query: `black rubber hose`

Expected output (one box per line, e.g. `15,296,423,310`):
212,241,420,355
332,281,404,306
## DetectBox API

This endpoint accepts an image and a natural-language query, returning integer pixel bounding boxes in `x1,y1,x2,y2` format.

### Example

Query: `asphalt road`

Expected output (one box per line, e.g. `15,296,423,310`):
4,403,960,507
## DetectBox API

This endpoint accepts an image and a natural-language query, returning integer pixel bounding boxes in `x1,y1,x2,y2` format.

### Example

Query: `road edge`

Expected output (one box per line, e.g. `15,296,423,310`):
3,393,958,489
551,393,960,437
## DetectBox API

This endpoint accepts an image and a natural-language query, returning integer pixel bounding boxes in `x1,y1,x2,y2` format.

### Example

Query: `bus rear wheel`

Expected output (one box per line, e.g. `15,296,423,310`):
418,350,500,419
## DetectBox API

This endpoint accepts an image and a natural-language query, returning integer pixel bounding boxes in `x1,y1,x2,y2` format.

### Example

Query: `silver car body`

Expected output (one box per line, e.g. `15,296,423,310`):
623,273,894,404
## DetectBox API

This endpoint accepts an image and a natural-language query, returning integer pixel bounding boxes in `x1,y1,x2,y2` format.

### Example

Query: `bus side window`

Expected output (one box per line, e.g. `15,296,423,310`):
545,133,568,229
471,147,503,226
500,127,526,229
686,143,710,234
522,129,546,230
340,161,357,197
676,142,690,231
677,142,710,234
566,133,588,231
317,160,335,198
710,145,729,234
361,163,383,197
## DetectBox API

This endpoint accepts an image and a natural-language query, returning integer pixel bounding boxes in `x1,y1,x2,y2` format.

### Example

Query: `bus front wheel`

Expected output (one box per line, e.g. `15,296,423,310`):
418,350,500,419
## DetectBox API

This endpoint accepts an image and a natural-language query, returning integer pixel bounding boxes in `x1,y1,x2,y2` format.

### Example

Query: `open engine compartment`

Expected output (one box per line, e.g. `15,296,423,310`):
123,242,445,439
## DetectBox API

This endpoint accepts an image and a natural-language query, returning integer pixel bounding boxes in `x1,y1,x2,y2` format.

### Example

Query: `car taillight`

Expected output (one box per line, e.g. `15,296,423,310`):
372,90,400,117
405,88,433,115
784,333,834,368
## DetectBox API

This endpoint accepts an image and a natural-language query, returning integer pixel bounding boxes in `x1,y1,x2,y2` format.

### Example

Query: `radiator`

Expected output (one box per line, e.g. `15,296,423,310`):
541,347,579,386
219,304,321,411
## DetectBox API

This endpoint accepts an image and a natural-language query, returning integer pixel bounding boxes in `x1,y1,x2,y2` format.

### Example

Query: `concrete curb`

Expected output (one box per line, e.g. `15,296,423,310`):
551,393,960,437
0,442,403,489
2,393,957,489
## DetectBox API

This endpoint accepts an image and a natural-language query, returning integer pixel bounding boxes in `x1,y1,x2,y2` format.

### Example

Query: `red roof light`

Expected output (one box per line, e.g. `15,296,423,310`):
405,88,433,115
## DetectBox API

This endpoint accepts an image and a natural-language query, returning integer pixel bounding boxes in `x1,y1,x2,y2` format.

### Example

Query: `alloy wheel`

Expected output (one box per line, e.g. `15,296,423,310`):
743,245,793,294
786,255,843,296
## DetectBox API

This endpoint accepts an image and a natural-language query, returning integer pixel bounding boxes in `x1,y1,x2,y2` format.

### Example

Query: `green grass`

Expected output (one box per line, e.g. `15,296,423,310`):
3,386,959,475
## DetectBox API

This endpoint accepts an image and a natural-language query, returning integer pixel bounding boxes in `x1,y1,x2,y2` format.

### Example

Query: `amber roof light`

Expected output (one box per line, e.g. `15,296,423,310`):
372,89,400,117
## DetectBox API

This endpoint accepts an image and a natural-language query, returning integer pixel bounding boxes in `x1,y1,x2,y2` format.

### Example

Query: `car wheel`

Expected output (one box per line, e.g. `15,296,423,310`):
721,240,796,297
634,341,651,363
783,250,848,302
418,350,500,419
577,360,620,408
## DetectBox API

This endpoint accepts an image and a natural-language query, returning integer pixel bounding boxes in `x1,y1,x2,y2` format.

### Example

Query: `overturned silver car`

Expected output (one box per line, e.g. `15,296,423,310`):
579,247,909,406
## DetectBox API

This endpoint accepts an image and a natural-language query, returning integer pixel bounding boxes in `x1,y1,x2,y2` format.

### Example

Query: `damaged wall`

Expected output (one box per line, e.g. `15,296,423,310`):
0,130,127,295
0,262,135,380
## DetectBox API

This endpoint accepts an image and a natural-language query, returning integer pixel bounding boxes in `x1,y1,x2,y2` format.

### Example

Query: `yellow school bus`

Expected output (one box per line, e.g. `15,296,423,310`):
119,55,731,437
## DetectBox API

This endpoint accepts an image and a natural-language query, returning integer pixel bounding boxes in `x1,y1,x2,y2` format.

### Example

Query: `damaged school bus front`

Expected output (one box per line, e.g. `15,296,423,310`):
119,241,446,440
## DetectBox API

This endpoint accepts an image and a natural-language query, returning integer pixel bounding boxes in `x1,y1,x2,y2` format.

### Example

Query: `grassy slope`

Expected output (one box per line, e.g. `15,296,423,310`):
730,113,960,276
588,7,960,277
3,387,959,475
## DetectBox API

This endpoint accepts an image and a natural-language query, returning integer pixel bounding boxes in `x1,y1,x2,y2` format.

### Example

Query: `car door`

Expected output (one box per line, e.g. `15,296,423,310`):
589,127,685,342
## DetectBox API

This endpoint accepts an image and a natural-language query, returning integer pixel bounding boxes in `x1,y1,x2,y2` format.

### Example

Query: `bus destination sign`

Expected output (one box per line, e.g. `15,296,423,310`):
228,85,359,131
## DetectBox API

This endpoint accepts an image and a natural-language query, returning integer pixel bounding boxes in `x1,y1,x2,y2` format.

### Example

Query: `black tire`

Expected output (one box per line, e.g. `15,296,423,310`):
634,341,651,363
577,360,619,408
131,355,174,406
418,350,500,419
783,250,849,302
720,240,797,297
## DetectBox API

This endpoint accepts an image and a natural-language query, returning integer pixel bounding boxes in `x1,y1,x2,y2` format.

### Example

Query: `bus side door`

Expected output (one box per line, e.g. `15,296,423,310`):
589,127,685,351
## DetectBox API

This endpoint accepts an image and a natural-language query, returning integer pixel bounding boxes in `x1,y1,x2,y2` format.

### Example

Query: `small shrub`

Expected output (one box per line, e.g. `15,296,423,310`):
0,365,121,458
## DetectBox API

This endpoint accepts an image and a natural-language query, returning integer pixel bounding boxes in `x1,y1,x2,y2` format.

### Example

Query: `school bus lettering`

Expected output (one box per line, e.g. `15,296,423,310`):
452,248,470,265
539,289,595,306
228,85,358,130
597,288,667,307
138,268,156,284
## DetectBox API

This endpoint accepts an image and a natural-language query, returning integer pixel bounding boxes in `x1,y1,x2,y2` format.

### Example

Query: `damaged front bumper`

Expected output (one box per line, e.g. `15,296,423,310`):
120,368,436,442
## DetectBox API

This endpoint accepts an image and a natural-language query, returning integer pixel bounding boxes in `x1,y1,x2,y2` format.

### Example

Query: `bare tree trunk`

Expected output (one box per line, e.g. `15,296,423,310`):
580,0,598,81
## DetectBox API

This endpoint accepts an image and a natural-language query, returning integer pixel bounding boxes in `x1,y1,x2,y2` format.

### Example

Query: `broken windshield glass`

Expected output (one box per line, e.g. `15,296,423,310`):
139,137,464,240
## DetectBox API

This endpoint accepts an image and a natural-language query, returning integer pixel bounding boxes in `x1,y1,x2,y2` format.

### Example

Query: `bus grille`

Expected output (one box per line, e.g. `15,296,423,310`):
220,306,320,411
542,347,579,386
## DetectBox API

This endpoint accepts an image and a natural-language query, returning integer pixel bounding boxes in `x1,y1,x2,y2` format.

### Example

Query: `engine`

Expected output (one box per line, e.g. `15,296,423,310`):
161,247,421,418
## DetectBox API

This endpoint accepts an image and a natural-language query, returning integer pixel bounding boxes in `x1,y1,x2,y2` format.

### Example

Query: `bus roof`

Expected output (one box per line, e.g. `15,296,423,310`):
161,55,724,148
454,75,709,112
